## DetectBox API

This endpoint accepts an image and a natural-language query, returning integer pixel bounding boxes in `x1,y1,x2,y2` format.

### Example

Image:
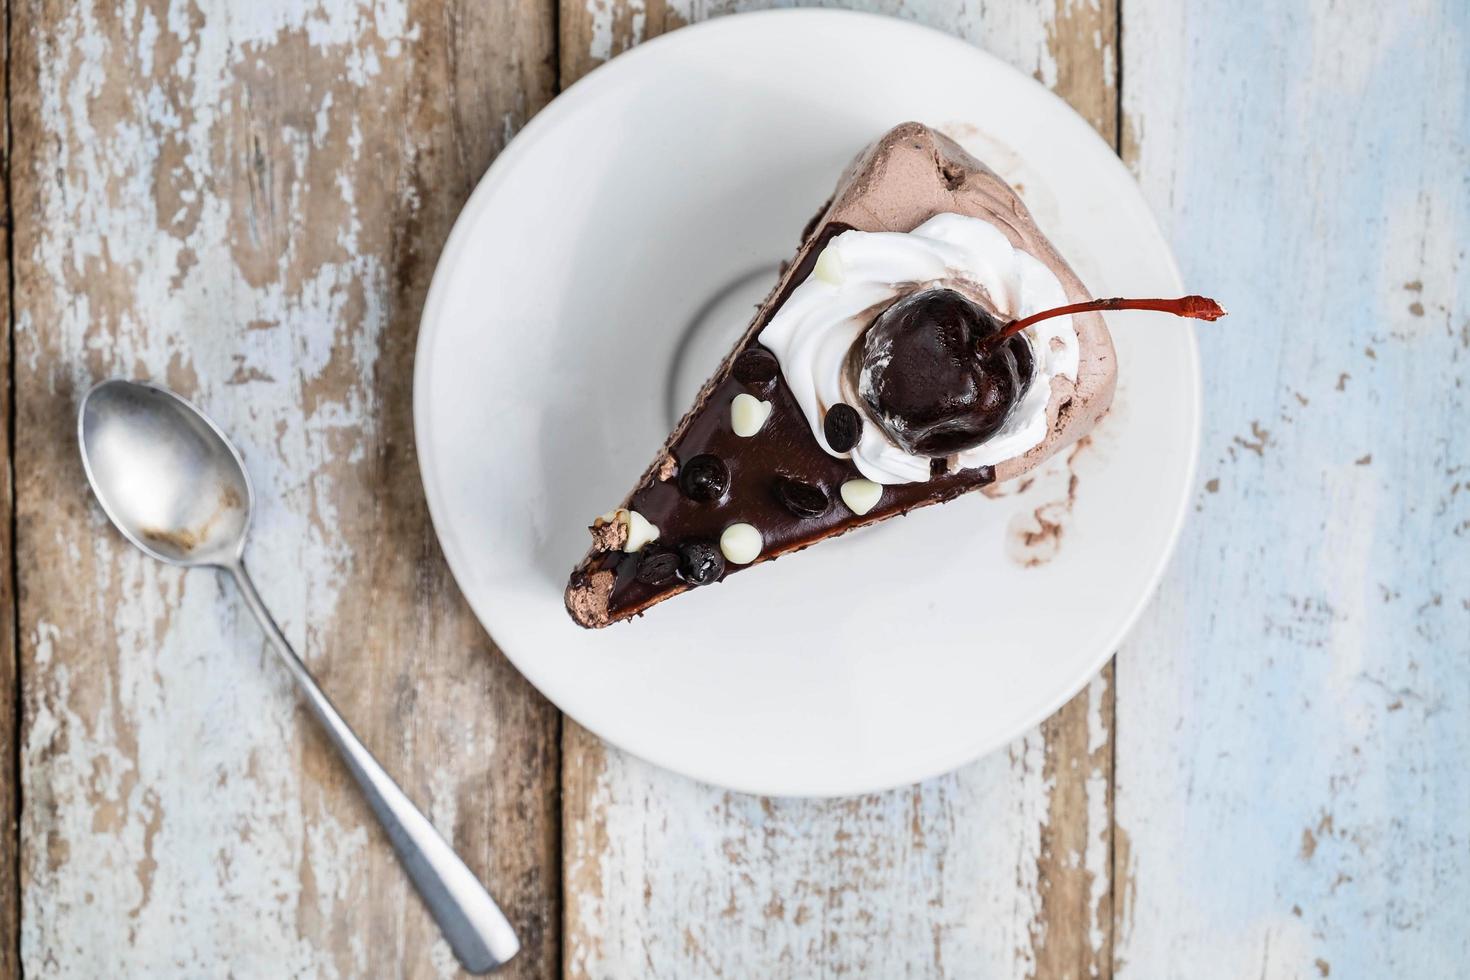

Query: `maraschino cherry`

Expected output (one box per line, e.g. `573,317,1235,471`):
860,289,1224,458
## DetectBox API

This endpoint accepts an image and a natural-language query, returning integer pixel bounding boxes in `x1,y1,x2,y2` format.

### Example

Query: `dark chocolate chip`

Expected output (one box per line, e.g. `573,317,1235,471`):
823,403,863,453
773,477,829,519
679,454,730,502
732,347,779,387
930,457,949,478
634,547,680,586
678,540,725,586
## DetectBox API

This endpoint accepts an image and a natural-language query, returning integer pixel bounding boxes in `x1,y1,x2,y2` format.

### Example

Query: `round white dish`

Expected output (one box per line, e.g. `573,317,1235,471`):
415,9,1198,797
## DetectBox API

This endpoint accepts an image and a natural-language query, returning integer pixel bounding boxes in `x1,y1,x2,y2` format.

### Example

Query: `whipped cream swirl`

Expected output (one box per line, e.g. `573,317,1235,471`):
758,213,1077,485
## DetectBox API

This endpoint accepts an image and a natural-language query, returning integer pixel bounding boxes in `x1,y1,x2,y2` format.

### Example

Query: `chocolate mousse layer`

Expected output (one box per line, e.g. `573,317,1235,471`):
565,123,1116,628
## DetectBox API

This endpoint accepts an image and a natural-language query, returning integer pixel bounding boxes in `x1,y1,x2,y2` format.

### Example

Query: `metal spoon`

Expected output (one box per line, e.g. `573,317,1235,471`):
77,379,520,974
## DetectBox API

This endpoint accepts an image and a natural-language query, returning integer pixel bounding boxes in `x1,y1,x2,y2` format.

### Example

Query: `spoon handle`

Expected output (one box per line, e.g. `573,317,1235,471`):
228,561,520,974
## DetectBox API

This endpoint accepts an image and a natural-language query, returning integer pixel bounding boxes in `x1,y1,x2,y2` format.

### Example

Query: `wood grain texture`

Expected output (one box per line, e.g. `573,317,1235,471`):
1115,2,1469,978
0,2,17,974
564,679,1113,979
10,1,558,976
558,2,1119,976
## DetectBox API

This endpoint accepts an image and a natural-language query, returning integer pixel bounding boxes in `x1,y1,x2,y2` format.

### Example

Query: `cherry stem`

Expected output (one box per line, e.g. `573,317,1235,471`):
980,295,1227,350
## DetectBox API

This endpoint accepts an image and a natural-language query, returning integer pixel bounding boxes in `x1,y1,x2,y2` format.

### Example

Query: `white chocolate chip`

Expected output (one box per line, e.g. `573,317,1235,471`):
594,508,660,552
840,479,883,516
622,509,660,552
813,242,844,285
719,523,762,565
730,393,773,437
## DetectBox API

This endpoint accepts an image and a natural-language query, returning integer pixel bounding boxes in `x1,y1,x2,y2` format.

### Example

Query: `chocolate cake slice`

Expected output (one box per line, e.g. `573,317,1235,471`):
565,122,1214,628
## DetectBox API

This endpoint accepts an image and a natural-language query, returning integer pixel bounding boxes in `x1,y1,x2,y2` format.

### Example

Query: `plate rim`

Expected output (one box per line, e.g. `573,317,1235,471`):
414,7,1201,797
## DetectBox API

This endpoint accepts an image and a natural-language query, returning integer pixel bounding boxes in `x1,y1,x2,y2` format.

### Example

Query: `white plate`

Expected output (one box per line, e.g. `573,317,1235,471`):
415,9,1198,797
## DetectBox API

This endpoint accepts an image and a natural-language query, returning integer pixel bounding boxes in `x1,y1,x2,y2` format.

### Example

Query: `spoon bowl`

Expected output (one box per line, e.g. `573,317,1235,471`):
79,379,252,567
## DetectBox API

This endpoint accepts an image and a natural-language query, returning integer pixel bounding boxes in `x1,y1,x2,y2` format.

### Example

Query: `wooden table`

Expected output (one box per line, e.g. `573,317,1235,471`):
2,1,1464,977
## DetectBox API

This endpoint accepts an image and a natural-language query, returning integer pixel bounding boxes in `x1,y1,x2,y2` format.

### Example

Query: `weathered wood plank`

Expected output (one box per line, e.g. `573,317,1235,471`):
565,678,1114,978
0,1,18,973
1116,2,1469,978
558,2,1119,976
11,1,559,976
